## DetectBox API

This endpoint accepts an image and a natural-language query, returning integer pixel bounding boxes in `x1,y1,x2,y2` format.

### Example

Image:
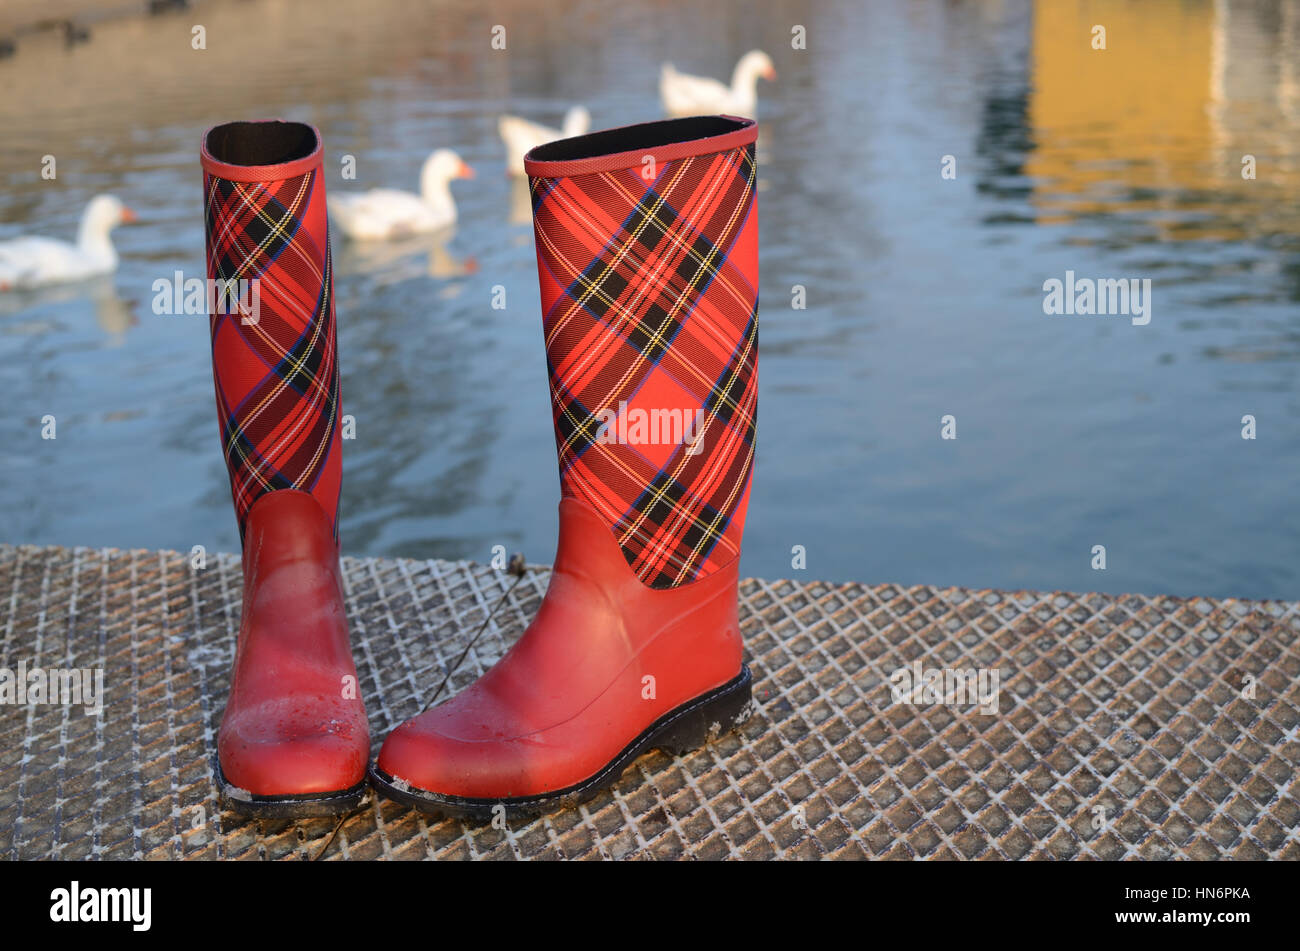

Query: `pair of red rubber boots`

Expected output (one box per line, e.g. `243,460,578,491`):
201,116,760,819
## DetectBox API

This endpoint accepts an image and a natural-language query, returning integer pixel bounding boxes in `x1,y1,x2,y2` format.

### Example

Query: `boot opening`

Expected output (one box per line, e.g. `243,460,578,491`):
529,116,747,163
205,121,318,168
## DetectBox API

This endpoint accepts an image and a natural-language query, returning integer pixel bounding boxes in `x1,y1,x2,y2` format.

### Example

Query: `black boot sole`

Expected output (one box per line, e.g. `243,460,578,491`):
368,665,754,823
213,757,369,819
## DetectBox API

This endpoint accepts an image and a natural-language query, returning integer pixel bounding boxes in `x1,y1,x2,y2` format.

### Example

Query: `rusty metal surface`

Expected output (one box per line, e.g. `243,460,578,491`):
0,543,1297,860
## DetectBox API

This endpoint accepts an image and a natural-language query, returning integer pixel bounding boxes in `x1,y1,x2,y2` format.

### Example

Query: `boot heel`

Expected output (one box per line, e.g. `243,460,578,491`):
653,666,754,757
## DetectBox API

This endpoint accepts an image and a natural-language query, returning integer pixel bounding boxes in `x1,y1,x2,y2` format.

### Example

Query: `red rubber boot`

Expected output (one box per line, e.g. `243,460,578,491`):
373,116,760,819
201,120,368,816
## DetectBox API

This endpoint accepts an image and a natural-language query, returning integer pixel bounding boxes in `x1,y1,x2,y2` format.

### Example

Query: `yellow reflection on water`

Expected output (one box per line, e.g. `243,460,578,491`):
1028,0,1300,242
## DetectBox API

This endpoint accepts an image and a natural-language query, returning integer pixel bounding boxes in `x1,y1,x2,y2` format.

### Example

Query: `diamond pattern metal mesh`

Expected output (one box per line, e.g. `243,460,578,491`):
1,543,1296,860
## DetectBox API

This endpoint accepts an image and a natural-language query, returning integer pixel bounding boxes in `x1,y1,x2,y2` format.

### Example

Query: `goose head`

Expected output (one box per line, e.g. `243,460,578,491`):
77,194,138,257
420,149,475,206
731,50,777,97
562,106,592,138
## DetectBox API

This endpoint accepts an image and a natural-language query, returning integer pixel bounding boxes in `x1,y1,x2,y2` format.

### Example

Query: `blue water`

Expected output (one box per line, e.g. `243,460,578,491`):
1,0,1297,599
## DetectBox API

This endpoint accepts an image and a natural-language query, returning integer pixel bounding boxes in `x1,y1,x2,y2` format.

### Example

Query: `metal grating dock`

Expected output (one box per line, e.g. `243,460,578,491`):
1,543,1297,860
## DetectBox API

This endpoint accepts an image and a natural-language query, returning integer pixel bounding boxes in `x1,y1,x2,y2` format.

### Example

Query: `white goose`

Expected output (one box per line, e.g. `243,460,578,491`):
0,195,137,291
497,106,591,176
660,50,777,118
329,149,474,241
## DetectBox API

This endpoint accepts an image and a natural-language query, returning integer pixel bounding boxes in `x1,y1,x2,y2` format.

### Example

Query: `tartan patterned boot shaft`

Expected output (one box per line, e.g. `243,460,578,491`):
525,116,759,589
200,120,342,540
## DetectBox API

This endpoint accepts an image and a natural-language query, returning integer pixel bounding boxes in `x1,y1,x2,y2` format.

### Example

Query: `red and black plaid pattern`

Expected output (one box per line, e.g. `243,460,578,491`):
530,143,758,588
203,166,342,539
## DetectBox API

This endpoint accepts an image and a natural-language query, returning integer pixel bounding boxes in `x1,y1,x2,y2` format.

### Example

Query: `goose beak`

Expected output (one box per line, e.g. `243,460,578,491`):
763,66,777,81
121,207,139,223
457,161,476,180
